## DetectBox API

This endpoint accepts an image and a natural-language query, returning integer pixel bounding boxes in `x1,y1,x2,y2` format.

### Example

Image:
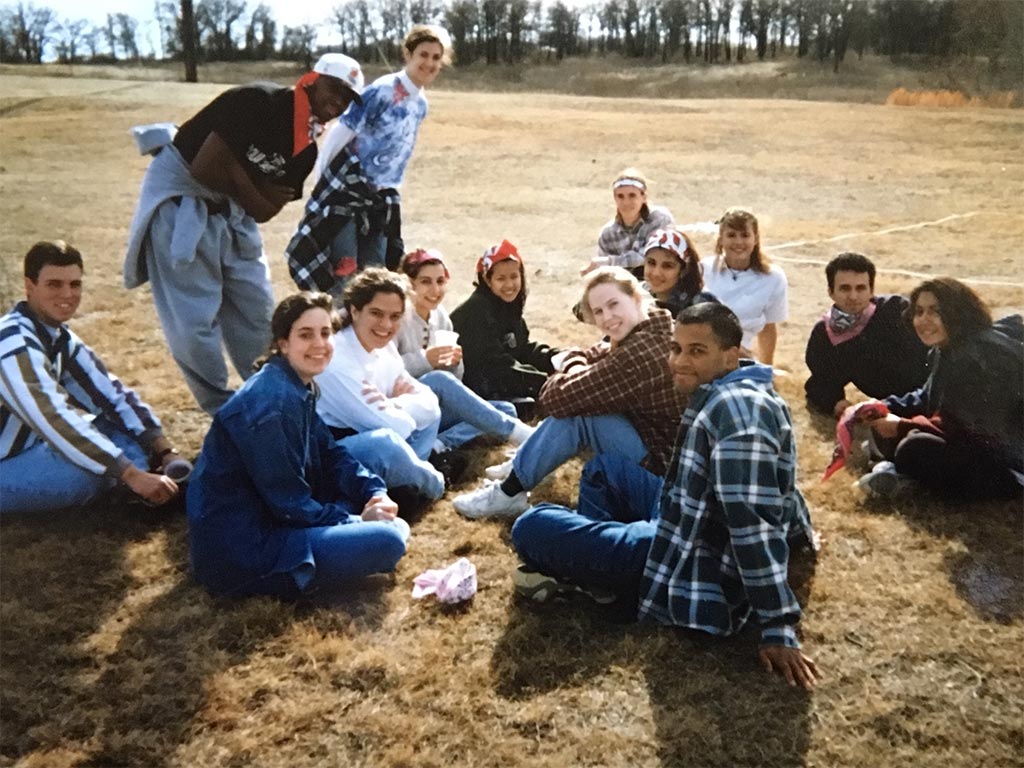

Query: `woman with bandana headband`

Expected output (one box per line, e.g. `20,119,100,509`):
396,248,536,452
640,228,719,318
450,241,561,403
580,168,675,279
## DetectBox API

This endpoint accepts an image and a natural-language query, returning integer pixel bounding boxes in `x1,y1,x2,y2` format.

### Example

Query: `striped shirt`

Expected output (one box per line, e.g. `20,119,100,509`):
638,361,815,648
0,302,162,476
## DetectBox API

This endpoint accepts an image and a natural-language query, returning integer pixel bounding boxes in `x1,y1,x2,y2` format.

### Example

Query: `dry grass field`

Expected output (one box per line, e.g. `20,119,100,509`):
1,65,1022,768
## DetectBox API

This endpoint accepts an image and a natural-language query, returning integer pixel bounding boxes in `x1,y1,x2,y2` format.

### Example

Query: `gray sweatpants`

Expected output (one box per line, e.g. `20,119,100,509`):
145,199,274,414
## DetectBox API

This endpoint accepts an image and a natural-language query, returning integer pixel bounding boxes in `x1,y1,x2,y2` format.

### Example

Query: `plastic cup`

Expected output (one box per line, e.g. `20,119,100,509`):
164,458,194,484
433,329,460,347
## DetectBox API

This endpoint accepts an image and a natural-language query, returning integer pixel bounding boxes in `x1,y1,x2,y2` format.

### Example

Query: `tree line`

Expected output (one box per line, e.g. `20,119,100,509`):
1,0,1020,82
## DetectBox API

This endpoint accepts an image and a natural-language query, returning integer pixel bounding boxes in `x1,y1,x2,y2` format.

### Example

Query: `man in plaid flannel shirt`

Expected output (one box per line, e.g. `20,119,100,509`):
511,302,820,689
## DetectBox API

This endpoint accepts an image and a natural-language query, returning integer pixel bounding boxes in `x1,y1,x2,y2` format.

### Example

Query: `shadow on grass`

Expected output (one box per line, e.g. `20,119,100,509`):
1,501,396,767
490,547,818,767
882,494,1023,623
0,503,178,762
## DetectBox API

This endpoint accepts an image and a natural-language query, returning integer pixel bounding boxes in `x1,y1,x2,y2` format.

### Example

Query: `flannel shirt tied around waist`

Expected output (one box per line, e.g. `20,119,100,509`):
285,147,401,292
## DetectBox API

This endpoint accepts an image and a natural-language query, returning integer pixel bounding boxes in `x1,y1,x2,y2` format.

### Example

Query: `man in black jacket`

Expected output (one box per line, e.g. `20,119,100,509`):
805,252,929,417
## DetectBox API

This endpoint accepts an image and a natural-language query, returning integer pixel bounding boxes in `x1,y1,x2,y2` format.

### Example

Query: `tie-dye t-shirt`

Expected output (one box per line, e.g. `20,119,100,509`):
338,70,428,189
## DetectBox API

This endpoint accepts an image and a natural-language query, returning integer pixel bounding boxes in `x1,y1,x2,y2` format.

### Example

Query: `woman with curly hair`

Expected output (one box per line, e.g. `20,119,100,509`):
858,277,1023,500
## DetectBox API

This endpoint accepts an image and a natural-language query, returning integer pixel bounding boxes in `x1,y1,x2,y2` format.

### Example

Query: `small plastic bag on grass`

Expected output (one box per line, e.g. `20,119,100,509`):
412,557,477,604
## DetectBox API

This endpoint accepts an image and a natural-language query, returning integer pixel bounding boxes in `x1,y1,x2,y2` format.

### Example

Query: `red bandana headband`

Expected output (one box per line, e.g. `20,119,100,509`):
405,248,450,277
476,240,522,274
643,228,690,265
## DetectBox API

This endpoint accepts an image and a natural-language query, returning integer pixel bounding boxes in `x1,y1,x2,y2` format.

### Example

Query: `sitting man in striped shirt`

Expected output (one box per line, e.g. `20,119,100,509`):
511,302,821,690
1,241,180,514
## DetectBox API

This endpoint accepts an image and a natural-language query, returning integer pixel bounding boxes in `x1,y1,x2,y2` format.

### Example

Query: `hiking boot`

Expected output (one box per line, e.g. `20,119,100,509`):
855,461,915,499
485,457,515,481
453,480,529,519
511,565,617,605
429,450,469,487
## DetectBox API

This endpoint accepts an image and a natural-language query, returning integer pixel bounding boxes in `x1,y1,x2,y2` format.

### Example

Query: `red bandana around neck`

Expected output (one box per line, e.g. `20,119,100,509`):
293,72,323,157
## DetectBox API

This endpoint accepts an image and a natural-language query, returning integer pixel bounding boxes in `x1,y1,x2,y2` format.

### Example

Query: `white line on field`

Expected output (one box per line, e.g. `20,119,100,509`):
763,212,982,251
679,212,1024,289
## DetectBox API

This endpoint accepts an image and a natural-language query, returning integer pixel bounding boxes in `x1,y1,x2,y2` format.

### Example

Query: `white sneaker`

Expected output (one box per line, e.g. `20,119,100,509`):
454,481,529,519
485,457,515,481
507,421,535,446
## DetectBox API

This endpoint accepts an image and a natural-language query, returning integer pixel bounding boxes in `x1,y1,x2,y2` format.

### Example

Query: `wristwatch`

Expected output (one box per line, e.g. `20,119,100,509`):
154,446,180,463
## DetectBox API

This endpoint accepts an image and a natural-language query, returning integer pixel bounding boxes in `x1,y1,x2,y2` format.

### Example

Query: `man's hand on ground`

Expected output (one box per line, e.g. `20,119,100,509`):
758,645,820,691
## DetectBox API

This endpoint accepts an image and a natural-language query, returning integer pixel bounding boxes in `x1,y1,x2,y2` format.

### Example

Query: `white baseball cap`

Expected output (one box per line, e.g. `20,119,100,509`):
313,53,365,104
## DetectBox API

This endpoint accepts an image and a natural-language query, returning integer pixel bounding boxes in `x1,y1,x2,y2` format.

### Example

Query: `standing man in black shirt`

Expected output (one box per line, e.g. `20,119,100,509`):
124,54,363,414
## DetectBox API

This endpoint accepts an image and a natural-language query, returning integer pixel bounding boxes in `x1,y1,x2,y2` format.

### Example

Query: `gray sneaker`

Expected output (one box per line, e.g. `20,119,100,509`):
855,461,915,499
511,565,617,605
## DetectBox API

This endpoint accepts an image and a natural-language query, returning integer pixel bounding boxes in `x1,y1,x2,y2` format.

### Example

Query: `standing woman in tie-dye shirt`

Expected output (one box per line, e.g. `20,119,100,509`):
312,25,451,282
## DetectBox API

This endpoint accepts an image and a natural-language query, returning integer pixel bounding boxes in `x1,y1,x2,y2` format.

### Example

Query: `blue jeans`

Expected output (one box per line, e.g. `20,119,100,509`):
146,200,274,414
339,427,444,500
0,418,149,514
327,220,386,300
243,517,410,600
513,413,647,490
419,370,517,449
511,454,662,592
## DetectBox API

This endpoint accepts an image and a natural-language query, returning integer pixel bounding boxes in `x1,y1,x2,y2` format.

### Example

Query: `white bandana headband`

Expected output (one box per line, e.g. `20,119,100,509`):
613,178,647,191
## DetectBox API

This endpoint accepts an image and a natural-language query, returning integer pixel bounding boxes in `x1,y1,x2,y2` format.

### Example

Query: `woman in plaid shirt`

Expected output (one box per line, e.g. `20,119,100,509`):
454,267,688,519
579,168,675,279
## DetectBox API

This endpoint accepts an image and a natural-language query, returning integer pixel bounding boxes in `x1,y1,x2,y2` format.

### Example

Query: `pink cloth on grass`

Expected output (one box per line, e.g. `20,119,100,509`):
822,401,890,481
412,557,477,604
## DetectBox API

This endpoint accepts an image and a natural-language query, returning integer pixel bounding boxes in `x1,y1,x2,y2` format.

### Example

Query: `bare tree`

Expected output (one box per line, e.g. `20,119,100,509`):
114,13,140,60
409,0,443,24
546,1,580,60
54,17,87,62
600,0,622,53
181,0,199,81
444,0,477,64
244,3,275,59
508,0,531,61
280,23,316,68
196,0,248,60
334,0,377,62
4,5,64,64
479,0,507,65
660,0,690,62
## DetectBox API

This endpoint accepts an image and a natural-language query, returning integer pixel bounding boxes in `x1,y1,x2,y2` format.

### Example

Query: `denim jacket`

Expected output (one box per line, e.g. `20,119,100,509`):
187,356,386,595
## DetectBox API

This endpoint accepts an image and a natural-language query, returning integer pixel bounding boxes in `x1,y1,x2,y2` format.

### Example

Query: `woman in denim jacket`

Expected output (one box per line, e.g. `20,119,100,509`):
187,292,409,599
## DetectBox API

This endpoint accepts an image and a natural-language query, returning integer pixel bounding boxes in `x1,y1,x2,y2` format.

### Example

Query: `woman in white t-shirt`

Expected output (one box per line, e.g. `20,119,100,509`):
703,208,788,364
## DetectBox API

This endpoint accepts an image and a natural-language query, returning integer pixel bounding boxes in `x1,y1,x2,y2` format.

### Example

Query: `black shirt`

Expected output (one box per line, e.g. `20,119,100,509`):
804,294,930,413
174,82,317,199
